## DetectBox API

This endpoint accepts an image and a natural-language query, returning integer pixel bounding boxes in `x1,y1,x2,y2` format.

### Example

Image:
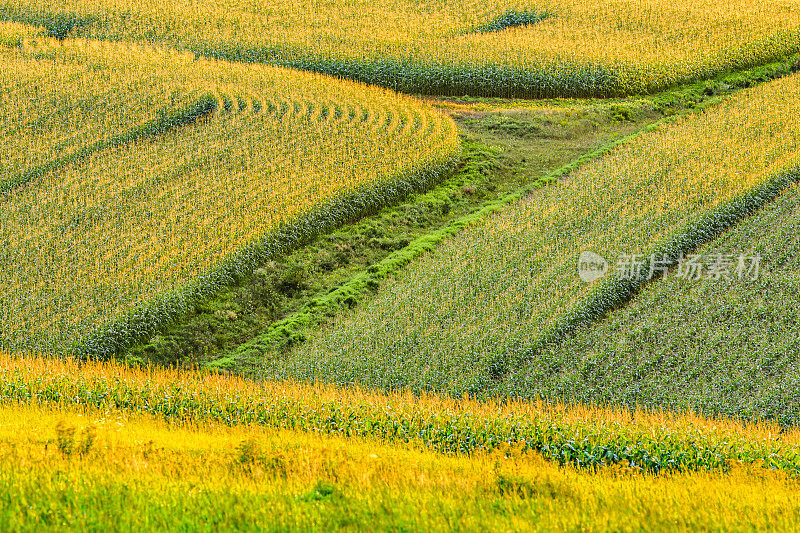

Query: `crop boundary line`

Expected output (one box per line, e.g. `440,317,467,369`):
498,161,800,388
234,110,700,369
70,153,460,359
3,352,800,474
0,94,217,196
236,61,800,372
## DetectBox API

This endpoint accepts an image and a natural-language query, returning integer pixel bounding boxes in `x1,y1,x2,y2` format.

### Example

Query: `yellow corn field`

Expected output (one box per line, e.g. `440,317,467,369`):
0,0,798,526
0,38,460,354
0,42,200,192
2,351,800,471
1,0,798,96
0,19,44,46
1,400,799,530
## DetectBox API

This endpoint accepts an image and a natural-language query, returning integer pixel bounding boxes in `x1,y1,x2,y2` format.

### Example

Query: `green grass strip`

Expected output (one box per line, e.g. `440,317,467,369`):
233,61,799,368
73,155,459,359
231,114,687,367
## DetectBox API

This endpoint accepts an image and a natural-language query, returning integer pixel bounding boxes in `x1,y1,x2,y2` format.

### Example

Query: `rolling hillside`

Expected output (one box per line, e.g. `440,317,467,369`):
0,38,459,356
1,0,798,96
262,72,800,399
502,182,800,425
1,5,799,530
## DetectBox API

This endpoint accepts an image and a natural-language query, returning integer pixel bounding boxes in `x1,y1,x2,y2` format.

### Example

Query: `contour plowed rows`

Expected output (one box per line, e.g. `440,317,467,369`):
0,39,460,354
270,72,800,397
1,0,799,97
0,48,197,189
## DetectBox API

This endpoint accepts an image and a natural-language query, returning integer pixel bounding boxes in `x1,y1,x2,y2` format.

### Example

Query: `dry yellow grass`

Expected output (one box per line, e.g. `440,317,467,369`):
0,401,799,531
2,351,800,474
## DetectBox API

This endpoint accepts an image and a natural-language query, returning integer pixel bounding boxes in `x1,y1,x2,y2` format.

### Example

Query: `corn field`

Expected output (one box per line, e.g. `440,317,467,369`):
0,42,200,192
1,0,798,97
0,19,44,46
2,352,800,473
0,1,798,528
506,182,800,425
2,401,799,530
0,38,460,355
270,73,800,397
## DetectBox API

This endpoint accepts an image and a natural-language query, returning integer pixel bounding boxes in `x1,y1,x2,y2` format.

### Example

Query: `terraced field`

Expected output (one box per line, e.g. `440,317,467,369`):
1,0,799,96
265,72,800,397
0,38,459,356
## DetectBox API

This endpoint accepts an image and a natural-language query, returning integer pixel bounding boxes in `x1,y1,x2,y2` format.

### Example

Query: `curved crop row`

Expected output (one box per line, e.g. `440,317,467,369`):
0,38,460,355
269,72,800,400
2,353,800,474
1,1,798,97
508,183,800,426
0,42,202,193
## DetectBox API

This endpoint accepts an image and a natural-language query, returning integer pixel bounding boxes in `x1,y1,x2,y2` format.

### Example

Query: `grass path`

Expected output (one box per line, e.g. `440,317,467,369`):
200,58,795,373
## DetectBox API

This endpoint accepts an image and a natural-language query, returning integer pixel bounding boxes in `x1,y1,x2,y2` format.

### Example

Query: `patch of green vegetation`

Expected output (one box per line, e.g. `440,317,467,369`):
430,54,798,114
608,104,634,122
472,9,553,34
0,8,95,39
465,107,610,139
124,102,651,369
298,482,338,503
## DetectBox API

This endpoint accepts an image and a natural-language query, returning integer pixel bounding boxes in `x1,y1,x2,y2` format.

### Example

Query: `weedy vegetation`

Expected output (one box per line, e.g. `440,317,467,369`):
1,403,799,531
